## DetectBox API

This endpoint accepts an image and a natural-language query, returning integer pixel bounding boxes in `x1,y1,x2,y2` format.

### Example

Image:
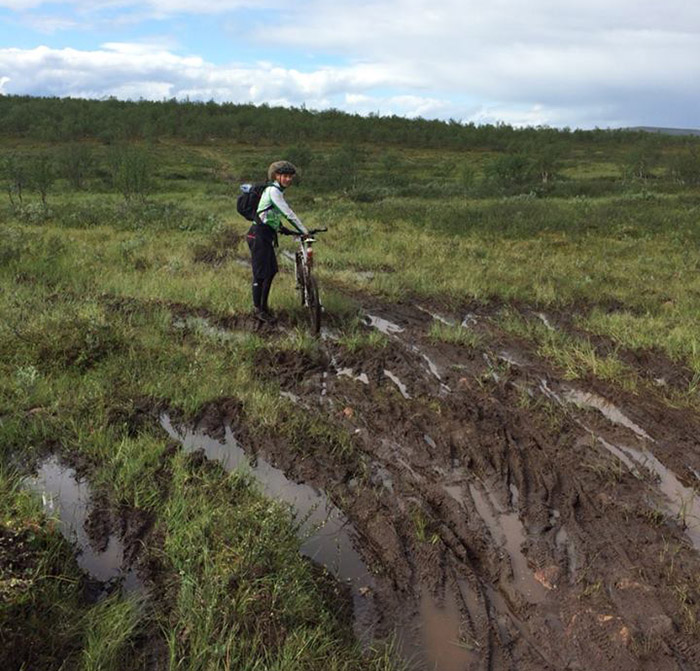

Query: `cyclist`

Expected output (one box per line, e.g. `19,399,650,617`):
246,160,308,323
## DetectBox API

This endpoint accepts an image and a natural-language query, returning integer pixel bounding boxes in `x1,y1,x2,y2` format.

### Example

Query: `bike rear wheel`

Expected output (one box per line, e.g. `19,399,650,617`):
305,275,322,336
295,253,305,305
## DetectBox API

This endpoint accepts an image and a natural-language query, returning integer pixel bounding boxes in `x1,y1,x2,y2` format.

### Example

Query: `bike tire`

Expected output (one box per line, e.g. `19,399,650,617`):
295,254,305,306
306,275,322,336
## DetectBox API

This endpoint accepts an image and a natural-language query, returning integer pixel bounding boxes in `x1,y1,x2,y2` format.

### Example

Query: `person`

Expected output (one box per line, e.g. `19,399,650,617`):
246,160,308,323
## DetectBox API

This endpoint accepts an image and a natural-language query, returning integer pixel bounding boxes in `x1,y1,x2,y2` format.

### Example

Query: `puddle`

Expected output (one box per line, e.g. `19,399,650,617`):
423,434,437,451
397,587,479,671
563,388,653,442
384,369,411,399
410,344,451,394
320,326,339,342
337,368,370,385
330,351,369,386
509,483,520,507
365,313,405,335
173,315,238,344
602,440,700,550
416,305,455,326
469,484,548,604
160,414,378,643
26,457,142,592
162,415,476,667
444,484,465,505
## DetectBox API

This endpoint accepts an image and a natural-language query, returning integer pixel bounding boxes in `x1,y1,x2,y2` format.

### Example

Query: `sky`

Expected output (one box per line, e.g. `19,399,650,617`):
0,0,699,130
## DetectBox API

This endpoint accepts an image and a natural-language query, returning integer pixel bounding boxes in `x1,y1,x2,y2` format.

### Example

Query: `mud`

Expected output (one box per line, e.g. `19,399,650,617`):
207,296,700,671
28,290,700,670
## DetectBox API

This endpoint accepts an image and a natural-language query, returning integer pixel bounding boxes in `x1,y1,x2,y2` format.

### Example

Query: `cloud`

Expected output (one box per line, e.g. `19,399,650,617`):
2,0,700,128
255,0,700,125
0,43,416,107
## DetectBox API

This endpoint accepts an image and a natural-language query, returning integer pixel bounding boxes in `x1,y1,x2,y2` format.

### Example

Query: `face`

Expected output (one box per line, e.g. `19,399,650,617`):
278,173,295,187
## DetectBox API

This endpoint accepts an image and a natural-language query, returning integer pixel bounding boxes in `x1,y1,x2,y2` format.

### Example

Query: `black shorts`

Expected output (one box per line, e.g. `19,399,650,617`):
246,223,278,280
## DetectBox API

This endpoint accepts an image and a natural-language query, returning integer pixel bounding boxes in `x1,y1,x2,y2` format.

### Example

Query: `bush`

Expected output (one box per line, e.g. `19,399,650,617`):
668,147,700,185
484,153,533,190
59,143,94,190
107,144,152,201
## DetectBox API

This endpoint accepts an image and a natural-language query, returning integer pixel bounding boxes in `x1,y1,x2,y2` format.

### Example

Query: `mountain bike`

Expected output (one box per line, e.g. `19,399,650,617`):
294,228,327,336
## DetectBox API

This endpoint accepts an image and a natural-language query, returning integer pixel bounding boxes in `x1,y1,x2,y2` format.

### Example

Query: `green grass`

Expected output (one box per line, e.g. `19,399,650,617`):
3,133,700,668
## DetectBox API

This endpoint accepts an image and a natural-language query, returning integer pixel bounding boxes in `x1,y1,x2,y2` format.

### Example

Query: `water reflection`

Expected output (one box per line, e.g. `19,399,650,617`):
27,457,142,592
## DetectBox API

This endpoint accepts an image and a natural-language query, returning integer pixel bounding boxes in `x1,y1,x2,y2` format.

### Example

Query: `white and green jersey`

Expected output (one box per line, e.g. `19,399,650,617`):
256,180,307,234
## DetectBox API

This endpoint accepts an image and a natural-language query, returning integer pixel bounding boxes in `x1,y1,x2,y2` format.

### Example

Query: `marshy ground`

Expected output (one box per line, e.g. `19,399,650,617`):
2,123,700,670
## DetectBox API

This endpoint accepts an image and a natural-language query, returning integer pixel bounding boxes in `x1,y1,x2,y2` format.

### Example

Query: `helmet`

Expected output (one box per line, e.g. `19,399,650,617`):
268,160,297,180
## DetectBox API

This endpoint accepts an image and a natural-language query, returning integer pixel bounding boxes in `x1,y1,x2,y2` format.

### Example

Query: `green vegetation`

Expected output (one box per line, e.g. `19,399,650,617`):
2,95,700,668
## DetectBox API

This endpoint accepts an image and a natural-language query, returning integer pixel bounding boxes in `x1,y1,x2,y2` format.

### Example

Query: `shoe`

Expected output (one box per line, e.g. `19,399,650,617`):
255,309,276,324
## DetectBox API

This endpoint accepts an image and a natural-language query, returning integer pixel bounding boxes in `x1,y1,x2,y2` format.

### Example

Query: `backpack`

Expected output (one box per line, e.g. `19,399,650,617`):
236,183,267,221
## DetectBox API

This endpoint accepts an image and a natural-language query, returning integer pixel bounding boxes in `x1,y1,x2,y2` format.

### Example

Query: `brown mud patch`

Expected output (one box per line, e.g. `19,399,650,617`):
185,295,700,671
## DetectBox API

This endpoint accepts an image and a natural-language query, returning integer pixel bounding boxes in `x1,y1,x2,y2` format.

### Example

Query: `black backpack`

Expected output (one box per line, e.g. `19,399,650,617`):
236,183,267,221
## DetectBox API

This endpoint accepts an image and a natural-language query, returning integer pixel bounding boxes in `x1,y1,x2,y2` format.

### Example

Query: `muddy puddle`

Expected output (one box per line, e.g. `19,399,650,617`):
396,588,479,671
26,457,142,592
364,313,405,335
563,388,654,442
466,483,549,604
173,315,244,344
161,414,482,670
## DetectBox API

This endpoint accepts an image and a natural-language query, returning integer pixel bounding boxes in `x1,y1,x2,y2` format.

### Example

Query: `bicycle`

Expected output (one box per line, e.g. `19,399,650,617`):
294,228,327,336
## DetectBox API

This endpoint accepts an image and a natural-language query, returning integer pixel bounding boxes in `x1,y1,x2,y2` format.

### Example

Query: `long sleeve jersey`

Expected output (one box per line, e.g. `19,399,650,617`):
256,181,308,235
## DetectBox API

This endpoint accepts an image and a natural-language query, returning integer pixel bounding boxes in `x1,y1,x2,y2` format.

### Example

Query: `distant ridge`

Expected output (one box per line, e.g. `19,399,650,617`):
627,126,700,137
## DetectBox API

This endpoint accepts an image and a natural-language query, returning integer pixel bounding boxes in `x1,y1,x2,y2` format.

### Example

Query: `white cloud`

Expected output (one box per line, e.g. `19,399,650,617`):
0,44,404,106
254,0,700,125
2,0,700,128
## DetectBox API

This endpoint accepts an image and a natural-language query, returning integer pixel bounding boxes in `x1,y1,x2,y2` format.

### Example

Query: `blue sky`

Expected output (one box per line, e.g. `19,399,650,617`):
1,0,699,130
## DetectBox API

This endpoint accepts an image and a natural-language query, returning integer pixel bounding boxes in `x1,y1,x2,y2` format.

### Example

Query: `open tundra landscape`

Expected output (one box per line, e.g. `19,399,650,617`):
2,97,700,670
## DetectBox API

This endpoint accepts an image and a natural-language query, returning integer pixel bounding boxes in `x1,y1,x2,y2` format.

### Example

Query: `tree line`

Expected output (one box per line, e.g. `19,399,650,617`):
2,94,697,152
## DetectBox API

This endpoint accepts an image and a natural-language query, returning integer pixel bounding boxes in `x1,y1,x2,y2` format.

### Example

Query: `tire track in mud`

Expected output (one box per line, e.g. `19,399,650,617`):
162,293,700,670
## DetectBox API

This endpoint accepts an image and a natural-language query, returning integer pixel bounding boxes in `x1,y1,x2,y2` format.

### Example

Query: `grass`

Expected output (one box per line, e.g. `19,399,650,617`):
497,308,639,388
3,133,700,668
427,321,483,348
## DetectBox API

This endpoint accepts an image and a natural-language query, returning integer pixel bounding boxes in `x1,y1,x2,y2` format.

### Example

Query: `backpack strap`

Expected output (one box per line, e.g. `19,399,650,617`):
256,182,281,224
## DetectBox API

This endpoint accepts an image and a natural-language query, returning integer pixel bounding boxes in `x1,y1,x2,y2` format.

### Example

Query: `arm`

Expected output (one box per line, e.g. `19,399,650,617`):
269,186,308,235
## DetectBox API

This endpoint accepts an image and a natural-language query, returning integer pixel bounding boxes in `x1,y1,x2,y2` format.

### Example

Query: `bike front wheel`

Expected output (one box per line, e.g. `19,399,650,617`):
305,275,322,336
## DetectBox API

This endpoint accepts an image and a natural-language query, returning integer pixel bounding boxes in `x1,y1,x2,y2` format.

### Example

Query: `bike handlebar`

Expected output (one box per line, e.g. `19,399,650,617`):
305,227,328,236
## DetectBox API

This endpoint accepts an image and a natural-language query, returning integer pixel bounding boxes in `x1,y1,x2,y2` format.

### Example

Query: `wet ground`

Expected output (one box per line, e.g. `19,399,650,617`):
21,293,700,670
218,297,700,670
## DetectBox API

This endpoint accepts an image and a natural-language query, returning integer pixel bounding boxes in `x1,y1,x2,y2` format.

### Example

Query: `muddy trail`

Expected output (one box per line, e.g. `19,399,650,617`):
159,294,700,671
